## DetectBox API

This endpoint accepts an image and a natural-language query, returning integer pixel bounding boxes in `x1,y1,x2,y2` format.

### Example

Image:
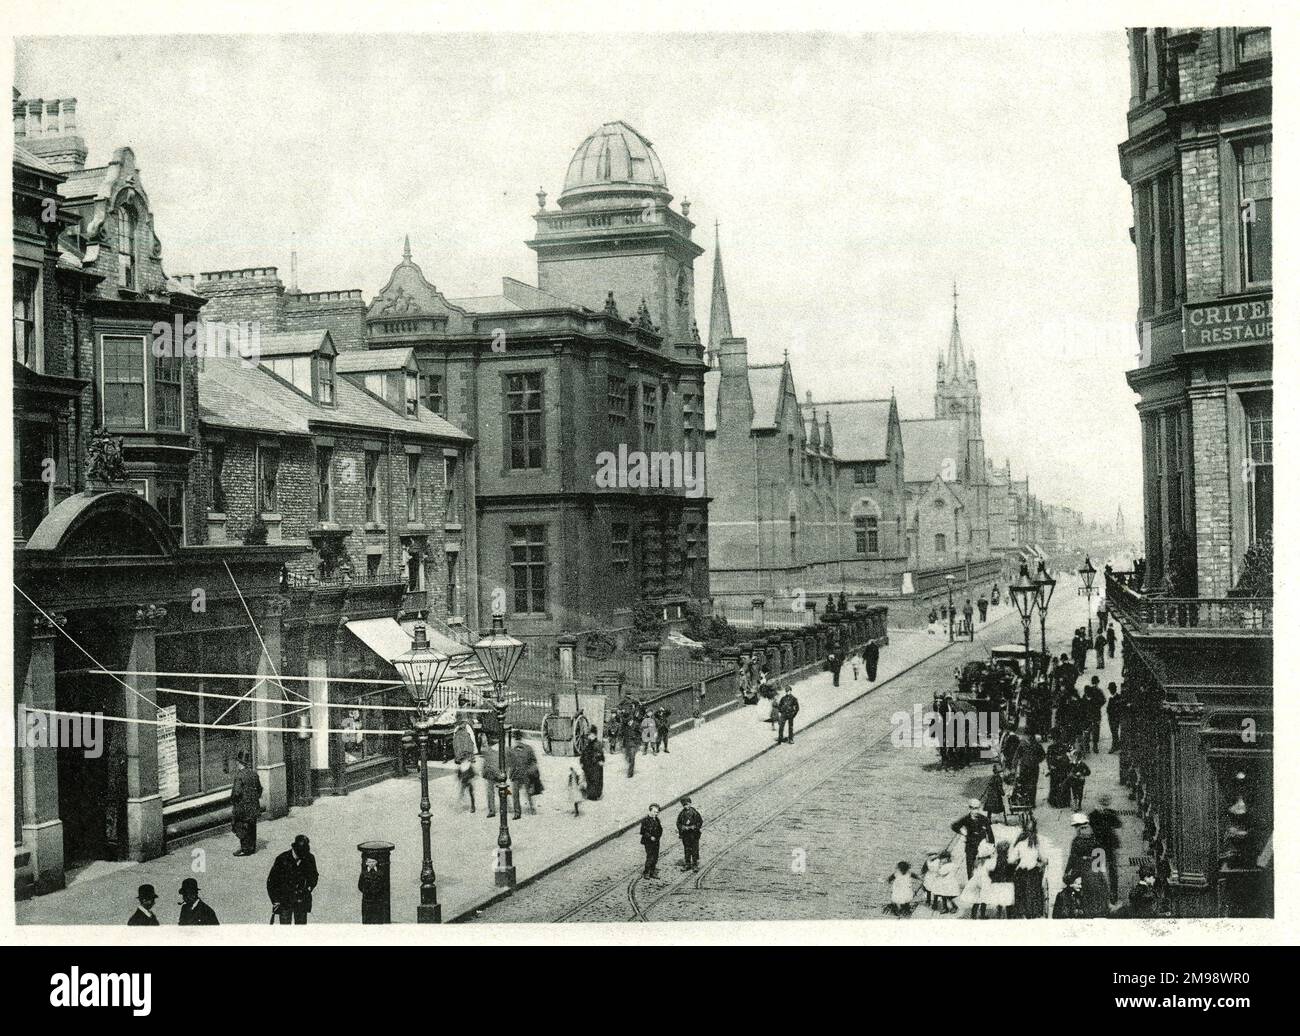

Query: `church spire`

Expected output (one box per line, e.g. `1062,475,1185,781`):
403,234,412,262
945,279,968,378
707,221,733,367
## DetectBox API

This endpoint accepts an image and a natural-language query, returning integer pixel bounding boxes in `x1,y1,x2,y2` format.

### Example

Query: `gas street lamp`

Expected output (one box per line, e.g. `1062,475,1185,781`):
473,613,526,888
1032,560,1056,675
1078,555,1098,640
393,620,451,923
1009,563,1038,672
944,574,956,643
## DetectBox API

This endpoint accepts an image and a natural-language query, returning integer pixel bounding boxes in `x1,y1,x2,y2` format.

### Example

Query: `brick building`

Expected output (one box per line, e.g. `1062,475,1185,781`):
13,93,299,894
183,264,482,795
703,229,907,601
1111,26,1272,916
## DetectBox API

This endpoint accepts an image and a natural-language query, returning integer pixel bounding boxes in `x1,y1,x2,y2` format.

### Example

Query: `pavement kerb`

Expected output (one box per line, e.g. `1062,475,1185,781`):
448,612,1019,922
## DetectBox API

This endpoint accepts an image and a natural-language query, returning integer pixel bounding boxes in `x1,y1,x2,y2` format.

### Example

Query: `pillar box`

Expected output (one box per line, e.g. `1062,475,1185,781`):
639,642,660,689
357,841,395,924
557,634,577,682
751,598,765,628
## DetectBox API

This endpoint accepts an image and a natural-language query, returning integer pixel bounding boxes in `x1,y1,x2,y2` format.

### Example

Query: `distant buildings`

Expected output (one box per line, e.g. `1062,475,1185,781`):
1113,26,1272,916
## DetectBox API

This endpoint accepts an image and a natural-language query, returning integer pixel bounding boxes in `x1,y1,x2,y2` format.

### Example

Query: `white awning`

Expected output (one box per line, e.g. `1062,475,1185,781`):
345,617,471,700
345,617,413,663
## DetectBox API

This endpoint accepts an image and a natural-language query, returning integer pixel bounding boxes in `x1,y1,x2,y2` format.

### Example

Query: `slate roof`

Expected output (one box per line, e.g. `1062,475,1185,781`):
255,330,334,358
335,347,413,373
806,399,893,462
199,358,472,441
13,144,61,176
901,418,964,483
702,363,787,434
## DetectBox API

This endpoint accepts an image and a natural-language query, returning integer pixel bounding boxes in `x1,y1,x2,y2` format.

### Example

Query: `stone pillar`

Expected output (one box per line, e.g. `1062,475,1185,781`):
308,654,330,773
124,606,165,863
751,597,765,628
594,671,624,725
639,642,660,689
253,597,289,820
1166,700,1214,909
329,621,350,795
557,634,577,682
20,613,65,893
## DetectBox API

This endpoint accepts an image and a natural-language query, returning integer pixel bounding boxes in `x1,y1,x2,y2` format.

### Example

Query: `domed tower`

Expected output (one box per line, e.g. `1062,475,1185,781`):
528,120,703,345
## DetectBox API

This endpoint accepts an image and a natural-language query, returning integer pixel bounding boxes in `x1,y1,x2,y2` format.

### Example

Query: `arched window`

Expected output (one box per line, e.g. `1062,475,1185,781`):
118,205,139,289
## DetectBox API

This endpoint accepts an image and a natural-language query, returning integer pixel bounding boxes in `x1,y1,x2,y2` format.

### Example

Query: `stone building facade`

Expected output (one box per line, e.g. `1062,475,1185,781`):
1112,26,1272,917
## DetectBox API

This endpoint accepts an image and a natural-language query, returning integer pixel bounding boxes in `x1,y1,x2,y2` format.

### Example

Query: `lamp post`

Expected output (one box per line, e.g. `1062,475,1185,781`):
393,620,451,923
1078,555,1098,640
945,574,956,643
473,613,525,888
1032,559,1056,675
1009,562,1037,674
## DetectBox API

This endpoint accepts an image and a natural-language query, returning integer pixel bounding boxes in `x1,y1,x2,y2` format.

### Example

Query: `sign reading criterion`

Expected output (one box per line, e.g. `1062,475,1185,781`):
1183,297,1272,349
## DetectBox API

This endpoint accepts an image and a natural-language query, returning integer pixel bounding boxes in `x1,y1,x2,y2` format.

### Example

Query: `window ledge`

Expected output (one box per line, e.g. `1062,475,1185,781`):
364,522,387,533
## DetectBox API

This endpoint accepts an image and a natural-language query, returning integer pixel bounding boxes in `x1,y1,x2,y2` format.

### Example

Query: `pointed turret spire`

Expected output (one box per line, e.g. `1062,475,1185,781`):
945,279,968,379
707,222,733,367
403,234,412,261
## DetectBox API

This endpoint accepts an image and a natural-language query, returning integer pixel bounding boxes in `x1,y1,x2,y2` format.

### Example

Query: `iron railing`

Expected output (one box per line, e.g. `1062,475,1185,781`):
1105,570,1271,634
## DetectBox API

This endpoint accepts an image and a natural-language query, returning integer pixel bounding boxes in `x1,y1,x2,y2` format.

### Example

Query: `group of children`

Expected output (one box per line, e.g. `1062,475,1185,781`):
884,852,964,916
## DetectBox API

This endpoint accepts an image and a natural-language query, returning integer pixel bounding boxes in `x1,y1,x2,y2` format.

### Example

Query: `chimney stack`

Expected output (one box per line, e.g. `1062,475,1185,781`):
14,96,88,173
716,336,749,378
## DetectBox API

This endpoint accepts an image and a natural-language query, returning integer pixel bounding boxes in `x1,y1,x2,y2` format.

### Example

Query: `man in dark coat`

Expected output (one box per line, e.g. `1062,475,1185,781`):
863,640,880,682
1106,624,1117,658
1063,814,1110,917
508,739,539,817
951,799,995,880
654,707,672,754
267,834,319,924
1106,683,1124,753
621,714,639,778
826,650,842,687
1071,630,1087,673
1011,733,1045,809
177,877,219,925
776,685,800,744
1083,676,1107,754
976,595,989,623
962,599,975,640
127,884,160,926
230,750,262,857
1089,794,1123,904
1094,630,1107,670
640,804,663,878
677,796,703,871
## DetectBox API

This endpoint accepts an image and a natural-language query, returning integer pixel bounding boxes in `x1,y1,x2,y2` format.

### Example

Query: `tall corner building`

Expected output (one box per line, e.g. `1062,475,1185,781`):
1113,27,1272,916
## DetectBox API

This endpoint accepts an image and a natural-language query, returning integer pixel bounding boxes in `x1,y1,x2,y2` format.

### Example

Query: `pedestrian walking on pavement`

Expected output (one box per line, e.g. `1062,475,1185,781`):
1010,824,1047,919
885,861,918,917
127,884,160,926
177,877,219,926
457,757,477,813
1094,631,1107,670
977,595,989,623
951,798,995,880
931,850,961,913
1106,624,1117,659
267,834,319,924
640,804,663,878
1106,683,1124,753
481,744,502,816
580,732,605,800
677,796,703,871
863,639,880,682
654,707,672,754
622,718,639,778
640,713,656,754
849,652,860,681
827,649,843,687
229,749,262,857
1067,751,1090,811
566,766,584,817
1089,794,1123,904
1063,814,1110,918
508,739,540,816
1084,676,1106,754
963,599,975,641
776,684,800,744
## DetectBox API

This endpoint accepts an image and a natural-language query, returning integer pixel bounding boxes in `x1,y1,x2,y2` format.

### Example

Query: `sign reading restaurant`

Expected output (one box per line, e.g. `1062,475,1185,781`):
1183,294,1272,349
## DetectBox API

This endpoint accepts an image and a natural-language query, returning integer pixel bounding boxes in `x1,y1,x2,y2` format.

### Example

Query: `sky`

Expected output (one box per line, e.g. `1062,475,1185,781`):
15,31,1142,526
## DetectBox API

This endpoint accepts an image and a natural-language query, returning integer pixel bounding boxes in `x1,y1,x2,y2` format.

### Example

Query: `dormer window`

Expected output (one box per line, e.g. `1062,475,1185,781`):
319,355,336,405
262,355,313,395
118,206,138,290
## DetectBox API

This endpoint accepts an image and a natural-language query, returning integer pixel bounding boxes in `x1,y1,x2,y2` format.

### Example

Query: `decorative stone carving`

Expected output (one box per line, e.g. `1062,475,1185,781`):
87,427,129,485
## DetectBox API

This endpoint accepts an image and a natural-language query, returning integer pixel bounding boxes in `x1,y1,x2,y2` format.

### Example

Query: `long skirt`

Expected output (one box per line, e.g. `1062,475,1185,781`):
1014,866,1045,918
1012,765,1039,809
583,764,604,800
1047,770,1071,808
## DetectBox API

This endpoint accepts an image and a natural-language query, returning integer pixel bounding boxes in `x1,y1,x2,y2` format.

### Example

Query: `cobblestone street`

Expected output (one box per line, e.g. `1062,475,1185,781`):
471,595,1129,923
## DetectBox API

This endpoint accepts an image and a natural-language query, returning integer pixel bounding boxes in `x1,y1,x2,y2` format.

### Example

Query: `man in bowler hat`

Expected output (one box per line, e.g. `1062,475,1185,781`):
127,884,160,925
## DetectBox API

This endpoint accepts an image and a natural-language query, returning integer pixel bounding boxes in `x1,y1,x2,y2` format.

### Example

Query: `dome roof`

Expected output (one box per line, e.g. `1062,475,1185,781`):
562,121,668,198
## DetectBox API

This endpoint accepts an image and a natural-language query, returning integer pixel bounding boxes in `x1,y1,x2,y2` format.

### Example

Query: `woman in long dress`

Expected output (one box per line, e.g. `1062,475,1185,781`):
985,842,1017,919
1046,740,1072,808
580,733,605,801
1010,825,1047,918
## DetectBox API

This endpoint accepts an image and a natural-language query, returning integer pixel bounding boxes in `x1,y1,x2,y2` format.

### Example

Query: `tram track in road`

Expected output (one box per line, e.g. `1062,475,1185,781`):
479,610,1023,924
